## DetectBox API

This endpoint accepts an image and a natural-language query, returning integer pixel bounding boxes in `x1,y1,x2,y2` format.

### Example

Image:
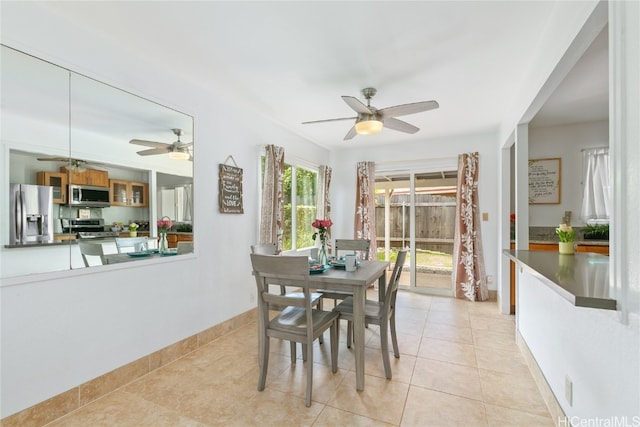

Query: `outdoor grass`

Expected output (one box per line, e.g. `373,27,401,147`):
377,248,453,269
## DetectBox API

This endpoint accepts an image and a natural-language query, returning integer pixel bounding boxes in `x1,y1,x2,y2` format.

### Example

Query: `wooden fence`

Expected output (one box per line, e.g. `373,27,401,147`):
375,194,456,254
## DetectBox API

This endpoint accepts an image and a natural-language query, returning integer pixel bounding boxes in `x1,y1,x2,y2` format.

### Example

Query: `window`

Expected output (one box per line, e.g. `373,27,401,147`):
261,157,318,251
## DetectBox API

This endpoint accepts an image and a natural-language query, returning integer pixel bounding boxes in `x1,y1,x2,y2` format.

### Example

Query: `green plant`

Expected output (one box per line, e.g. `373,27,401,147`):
583,223,609,239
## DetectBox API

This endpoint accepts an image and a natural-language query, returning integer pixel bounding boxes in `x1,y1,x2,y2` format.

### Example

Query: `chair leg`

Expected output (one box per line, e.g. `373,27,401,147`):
305,338,313,407
317,299,324,345
379,320,392,379
390,313,400,358
330,319,339,373
290,341,297,364
258,335,269,391
302,343,308,361
346,320,353,348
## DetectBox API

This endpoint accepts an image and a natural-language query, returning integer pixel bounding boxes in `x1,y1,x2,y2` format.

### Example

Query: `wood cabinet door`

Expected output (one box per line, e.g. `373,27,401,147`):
36,171,68,204
86,170,109,187
129,182,148,207
110,179,129,206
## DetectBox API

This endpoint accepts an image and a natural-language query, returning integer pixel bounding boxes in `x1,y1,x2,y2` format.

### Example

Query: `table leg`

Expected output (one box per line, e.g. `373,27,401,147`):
353,285,365,391
378,270,386,302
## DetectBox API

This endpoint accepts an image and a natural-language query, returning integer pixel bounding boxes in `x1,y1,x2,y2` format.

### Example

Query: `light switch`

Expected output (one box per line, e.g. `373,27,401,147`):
482,212,489,221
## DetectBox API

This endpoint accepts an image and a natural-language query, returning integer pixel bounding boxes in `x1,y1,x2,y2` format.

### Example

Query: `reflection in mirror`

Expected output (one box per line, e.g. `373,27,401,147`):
1,45,194,279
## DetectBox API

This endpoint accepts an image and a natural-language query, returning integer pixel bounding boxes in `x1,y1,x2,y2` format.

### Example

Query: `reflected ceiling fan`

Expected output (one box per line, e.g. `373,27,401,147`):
37,157,102,173
302,87,439,140
129,128,192,161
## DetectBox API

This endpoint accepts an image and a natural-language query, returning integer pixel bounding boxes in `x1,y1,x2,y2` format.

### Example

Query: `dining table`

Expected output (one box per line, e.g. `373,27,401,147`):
102,250,178,264
308,259,389,391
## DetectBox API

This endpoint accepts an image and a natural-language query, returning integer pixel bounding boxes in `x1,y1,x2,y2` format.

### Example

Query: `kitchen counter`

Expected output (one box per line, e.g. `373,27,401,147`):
504,249,615,310
4,240,74,249
515,239,609,246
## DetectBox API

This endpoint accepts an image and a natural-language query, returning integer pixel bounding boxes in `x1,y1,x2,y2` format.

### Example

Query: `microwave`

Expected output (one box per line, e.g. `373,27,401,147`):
67,184,111,207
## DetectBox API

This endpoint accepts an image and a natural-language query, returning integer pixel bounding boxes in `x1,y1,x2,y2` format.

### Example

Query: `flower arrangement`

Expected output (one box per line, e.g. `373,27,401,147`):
555,224,575,243
311,219,332,245
128,222,139,232
157,216,173,234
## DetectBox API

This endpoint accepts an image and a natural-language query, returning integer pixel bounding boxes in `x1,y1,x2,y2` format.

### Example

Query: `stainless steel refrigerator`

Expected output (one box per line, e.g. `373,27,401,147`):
9,183,53,244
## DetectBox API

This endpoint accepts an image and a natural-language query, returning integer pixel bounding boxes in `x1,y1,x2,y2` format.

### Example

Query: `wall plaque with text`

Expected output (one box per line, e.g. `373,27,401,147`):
219,163,244,214
528,158,561,204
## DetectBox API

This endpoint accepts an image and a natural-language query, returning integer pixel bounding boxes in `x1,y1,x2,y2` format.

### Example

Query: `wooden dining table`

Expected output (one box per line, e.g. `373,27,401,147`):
308,259,389,391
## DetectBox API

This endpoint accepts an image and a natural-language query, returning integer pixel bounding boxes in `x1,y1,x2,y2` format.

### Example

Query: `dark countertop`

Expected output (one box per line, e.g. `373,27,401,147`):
504,249,615,310
515,240,610,246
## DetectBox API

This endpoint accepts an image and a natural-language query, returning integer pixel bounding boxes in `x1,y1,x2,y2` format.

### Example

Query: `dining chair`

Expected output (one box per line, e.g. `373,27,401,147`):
250,244,322,304
78,240,107,267
250,253,339,407
333,249,408,379
177,241,193,254
115,237,149,253
334,238,371,261
319,238,372,304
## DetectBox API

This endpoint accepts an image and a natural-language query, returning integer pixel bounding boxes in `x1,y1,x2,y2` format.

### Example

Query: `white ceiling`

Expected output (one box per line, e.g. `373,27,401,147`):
23,1,608,148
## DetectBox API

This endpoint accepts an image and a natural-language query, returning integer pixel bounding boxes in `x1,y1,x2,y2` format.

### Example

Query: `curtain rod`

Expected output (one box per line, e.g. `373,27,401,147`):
581,146,608,152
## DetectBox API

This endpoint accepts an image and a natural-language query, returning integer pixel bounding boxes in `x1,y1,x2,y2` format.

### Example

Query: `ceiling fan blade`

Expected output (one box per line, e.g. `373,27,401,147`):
302,117,356,125
129,139,169,148
343,126,358,140
379,100,439,118
136,147,170,156
37,156,73,162
342,96,373,114
384,117,420,134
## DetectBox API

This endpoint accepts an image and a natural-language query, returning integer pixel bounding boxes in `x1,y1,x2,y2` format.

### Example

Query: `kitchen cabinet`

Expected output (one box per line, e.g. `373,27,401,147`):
109,179,148,207
36,171,67,204
60,167,109,187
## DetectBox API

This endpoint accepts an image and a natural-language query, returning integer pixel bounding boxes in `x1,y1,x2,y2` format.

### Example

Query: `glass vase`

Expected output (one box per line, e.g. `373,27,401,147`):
159,232,168,253
318,241,329,266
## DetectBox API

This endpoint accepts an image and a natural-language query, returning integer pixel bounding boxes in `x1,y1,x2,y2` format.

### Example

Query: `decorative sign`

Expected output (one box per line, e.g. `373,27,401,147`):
218,162,244,214
528,158,561,204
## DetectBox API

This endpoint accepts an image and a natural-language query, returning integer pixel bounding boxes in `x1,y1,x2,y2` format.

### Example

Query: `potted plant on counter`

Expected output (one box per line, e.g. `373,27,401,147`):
556,224,575,254
128,222,139,237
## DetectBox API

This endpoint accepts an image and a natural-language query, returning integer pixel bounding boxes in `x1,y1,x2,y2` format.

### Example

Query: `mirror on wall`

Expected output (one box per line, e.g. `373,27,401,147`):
1,45,194,279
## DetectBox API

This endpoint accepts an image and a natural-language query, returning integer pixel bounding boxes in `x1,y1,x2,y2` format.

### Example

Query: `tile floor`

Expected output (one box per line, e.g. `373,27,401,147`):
47,291,554,426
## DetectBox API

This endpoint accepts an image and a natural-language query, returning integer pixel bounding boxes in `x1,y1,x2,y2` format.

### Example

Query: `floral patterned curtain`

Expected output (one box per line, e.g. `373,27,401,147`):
452,152,488,301
259,144,284,253
316,165,333,253
354,161,377,260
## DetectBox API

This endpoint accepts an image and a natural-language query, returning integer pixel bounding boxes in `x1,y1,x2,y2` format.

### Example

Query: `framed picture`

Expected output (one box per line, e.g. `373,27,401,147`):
528,158,561,204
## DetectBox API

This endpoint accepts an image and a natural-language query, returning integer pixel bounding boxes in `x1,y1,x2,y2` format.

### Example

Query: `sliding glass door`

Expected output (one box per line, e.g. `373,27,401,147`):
375,168,457,295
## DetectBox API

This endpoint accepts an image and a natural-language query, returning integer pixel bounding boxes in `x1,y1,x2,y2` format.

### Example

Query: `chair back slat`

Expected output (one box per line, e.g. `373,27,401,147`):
251,243,277,255
335,239,370,260
383,249,408,315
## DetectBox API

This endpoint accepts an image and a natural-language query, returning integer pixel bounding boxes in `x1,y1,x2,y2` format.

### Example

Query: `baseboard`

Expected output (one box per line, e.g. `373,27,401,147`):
1,308,257,427
516,331,566,426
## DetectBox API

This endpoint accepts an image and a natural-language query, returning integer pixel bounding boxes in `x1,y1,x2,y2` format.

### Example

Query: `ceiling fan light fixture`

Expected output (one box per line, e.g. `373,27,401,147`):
355,117,383,135
168,151,190,161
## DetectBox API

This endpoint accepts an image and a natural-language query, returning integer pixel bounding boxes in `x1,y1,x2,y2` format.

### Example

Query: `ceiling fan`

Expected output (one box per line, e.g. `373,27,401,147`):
37,157,102,173
302,87,439,140
129,128,192,161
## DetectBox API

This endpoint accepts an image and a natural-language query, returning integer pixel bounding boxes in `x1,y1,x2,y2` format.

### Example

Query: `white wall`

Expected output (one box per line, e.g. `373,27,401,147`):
0,4,330,417
529,120,608,226
330,132,499,291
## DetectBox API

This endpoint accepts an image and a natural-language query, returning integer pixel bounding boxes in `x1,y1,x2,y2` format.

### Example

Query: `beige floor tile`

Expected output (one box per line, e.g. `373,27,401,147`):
418,337,477,367
469,313,516,335
475,346,530,375
466,301,507,317
395,291,433,310
401,386,488,426
422,322,474,345
314,406,394,426
484,403,555,426
394,316,427,336
327,371,410,425
48,391,210,427
411,357,483,401
394,306,429,323
268,361,346,404
427,310,471,328
230,387,324,425
472,328,519,352
362,346,417,383
479,369,550,418
365,328,422,357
